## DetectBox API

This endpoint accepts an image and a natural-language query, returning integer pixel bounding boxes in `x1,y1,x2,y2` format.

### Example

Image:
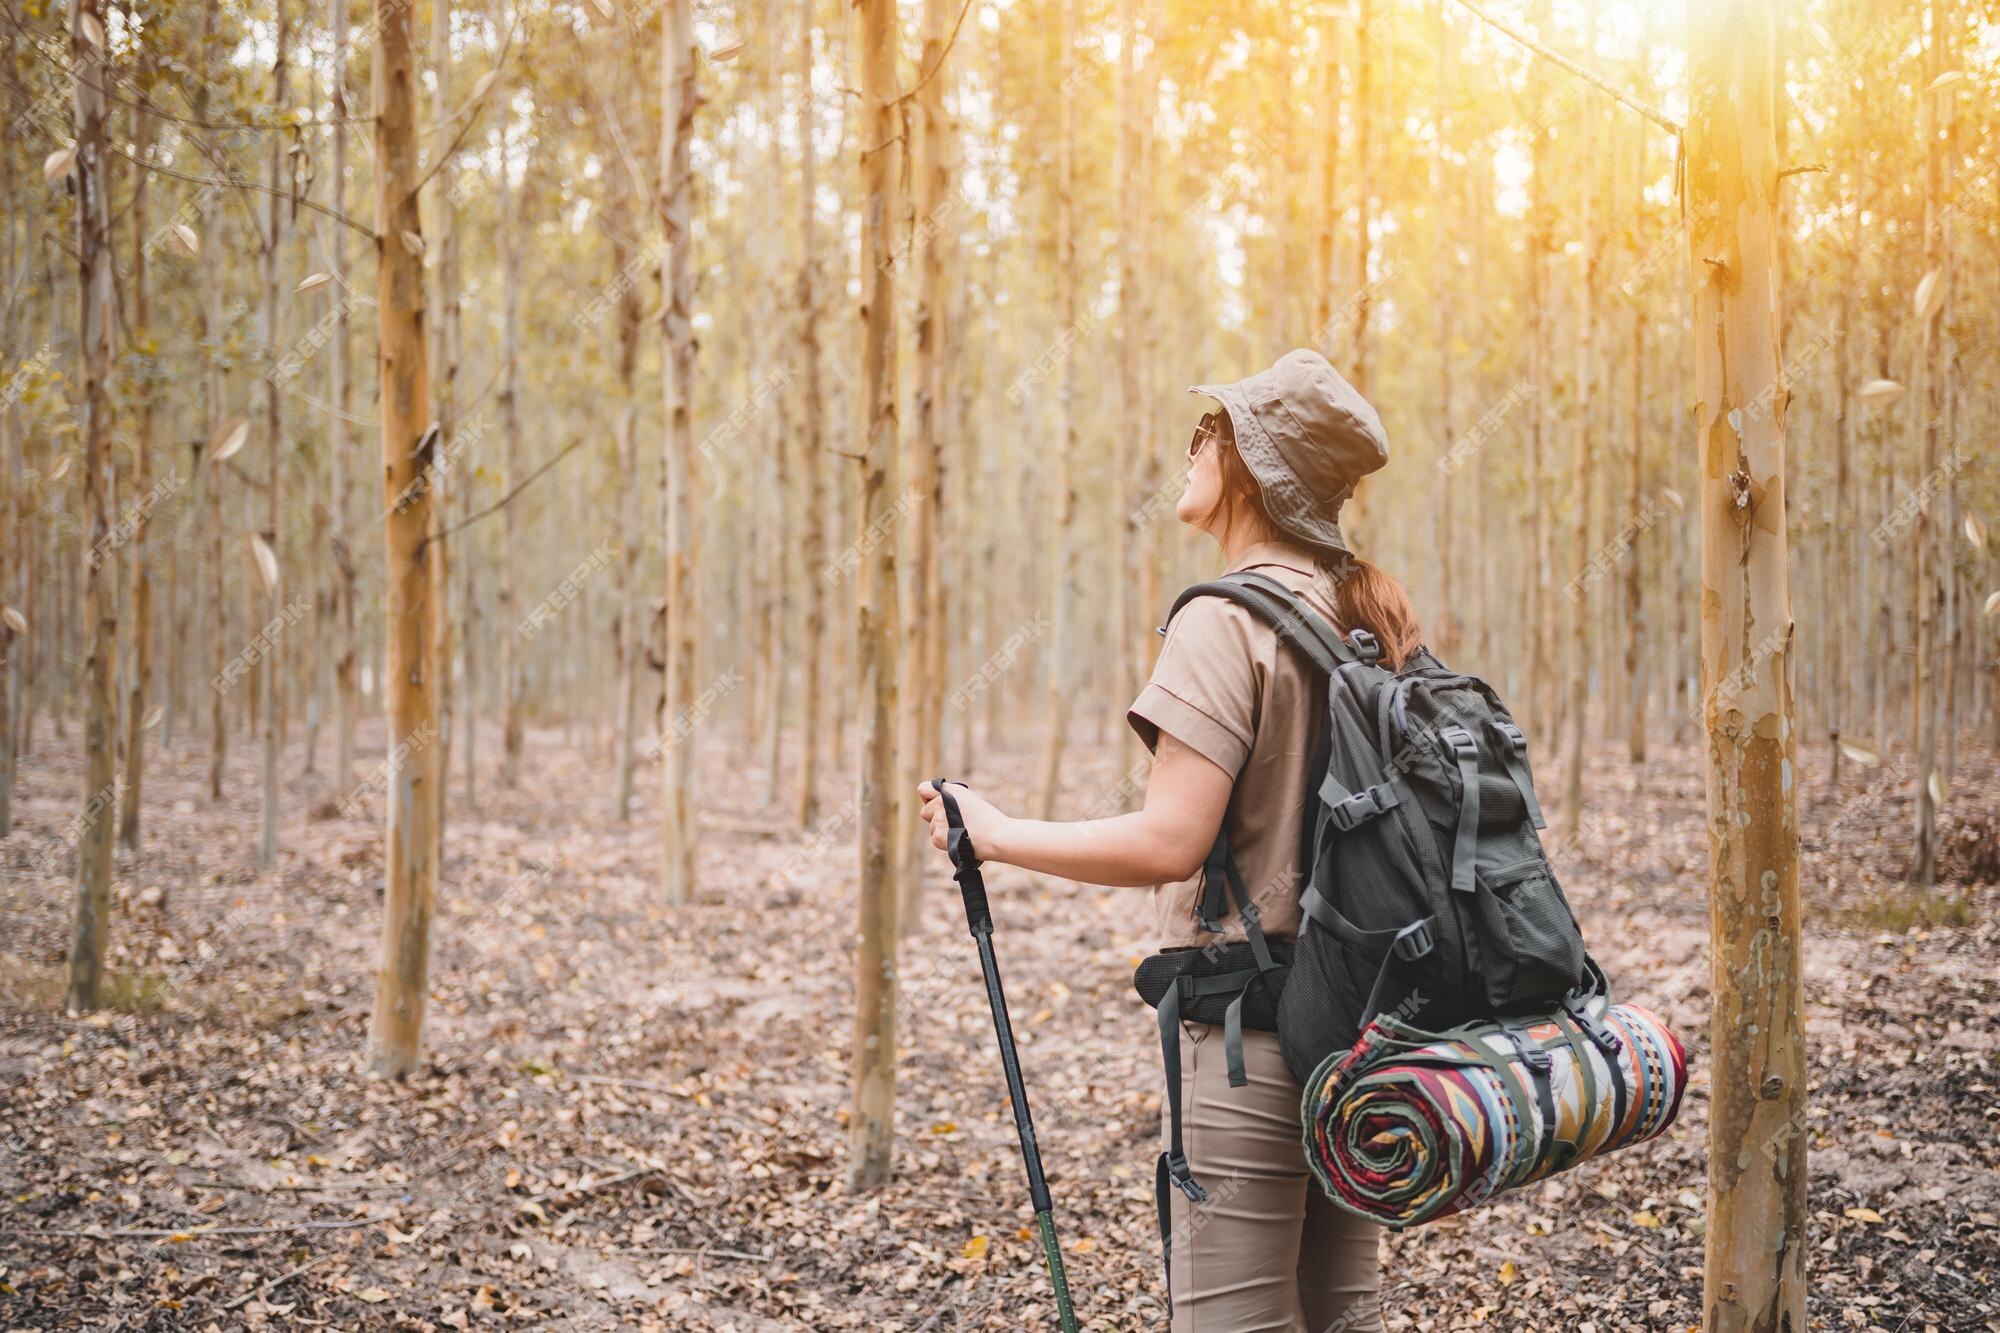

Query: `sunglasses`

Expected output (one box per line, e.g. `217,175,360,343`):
1188,411,1226,461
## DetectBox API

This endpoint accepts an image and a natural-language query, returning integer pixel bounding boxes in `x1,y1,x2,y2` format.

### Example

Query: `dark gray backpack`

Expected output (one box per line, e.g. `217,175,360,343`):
1136,570,1595,1223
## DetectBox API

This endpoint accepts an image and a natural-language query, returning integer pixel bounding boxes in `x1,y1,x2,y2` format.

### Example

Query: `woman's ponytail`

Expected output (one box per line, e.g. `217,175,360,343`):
1331,556,1422,670
1210,426,1423,666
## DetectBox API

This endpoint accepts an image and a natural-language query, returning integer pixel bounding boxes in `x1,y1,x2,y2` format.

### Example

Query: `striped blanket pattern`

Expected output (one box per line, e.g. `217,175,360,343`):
1300,1002,1687,1229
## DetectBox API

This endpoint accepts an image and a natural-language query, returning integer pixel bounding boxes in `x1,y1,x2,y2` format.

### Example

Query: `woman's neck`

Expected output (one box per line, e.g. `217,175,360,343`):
1215,506,1280,566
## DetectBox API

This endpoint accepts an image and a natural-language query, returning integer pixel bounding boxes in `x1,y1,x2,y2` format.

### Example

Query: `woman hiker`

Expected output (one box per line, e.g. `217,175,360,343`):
917,347,1417,1331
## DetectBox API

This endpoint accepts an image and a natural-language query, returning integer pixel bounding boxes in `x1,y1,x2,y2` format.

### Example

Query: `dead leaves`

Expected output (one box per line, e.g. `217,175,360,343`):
1,739,1993,1330
1838,739,1884,767
1912,268,1944,324
247,533,281,592
210,416,251,464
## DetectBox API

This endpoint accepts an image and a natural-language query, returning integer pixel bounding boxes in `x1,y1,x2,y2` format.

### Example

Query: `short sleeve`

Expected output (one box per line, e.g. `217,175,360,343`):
1126,595,1262,779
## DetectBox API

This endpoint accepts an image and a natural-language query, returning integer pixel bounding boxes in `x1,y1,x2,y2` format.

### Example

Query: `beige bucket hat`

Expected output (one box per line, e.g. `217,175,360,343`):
1190,348,1389,556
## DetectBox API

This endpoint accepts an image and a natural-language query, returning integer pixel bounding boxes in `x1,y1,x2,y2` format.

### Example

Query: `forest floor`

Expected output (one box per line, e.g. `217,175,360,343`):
1,714,1997,1332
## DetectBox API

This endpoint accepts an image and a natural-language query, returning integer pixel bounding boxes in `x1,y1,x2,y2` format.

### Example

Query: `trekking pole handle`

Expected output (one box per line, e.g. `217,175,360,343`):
930,777,993,936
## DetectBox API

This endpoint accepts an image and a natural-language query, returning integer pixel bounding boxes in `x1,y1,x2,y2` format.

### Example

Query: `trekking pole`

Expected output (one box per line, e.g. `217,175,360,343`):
930,778,1080,1333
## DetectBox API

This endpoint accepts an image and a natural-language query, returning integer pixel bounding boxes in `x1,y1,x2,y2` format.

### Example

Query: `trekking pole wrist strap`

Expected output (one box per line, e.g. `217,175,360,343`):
931,777,993,935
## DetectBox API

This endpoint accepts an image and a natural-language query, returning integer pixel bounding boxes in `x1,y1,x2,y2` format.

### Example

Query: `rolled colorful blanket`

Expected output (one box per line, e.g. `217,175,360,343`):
1300,1001,1688,1230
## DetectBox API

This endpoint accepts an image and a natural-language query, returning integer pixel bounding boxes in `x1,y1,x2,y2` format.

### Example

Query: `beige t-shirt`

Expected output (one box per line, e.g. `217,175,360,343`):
1127,541,1344,951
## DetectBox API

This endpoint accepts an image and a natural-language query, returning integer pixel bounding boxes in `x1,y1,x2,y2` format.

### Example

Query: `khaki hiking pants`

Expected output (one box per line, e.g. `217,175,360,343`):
1163,1023,1384,1332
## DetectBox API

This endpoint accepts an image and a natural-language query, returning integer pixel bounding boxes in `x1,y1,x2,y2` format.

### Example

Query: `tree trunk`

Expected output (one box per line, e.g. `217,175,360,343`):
612,386,636,808
119,50,157,853
793,0,827,831
1624,33,1652,766
367,0,442,1079
200,0,228,803
1033,0,1077,821
1559,11,1598,837
0,62,14,834
432,0,461,834
898,0,952,935
257,0,291,870
1828,154,1856,787
611,398,638,812
1347,0,1372,388
331,0,357,793
1624,277,1648,765
1430,0,1456,661
590,50,642,815
755,14,791,804
658,0,700,904
1525,39,1551,738
1342,0,1374,546
1909,0,1948,886
1687,3,1808,1327
65,0,118,1011
303,38,328,785
499,88,528,792
1133,0,1164,687
848,0,902,1194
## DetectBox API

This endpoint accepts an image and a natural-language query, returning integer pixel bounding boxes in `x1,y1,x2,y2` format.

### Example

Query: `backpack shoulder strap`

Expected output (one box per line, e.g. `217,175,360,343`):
1164,571,1379,676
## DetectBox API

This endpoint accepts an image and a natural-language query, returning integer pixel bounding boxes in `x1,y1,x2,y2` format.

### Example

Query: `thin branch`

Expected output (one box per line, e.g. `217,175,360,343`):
857,131,908,159
408,16,522,201
219,1254,333,1312
643,1245,772,1264
281,384,377,429
896,0,976,106
593,90,653,208
101,144,377,241
461,360,507,418
567,17,652,207
6,1218,378,1240
168,88,276,255
1448,0,1682,137
419,433,591,553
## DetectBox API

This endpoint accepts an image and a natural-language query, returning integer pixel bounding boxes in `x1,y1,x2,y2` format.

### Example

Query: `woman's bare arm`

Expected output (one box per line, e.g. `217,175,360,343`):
916,733,1231,888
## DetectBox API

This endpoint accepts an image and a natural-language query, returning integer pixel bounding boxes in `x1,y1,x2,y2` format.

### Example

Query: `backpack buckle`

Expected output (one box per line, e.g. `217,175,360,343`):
1390,917,1435,963
1441,726,1479,761
1566,1000,1625,1055
1328,782,1401,832
1163,1151,1208,1203
1346,628,1381,663
1493,720,1529,755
